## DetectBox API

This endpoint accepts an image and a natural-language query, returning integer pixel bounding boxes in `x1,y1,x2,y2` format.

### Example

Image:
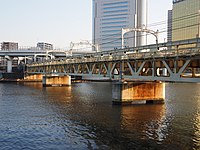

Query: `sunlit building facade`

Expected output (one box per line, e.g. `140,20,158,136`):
92,0,147,51
167,10,172,42
172,0,200,42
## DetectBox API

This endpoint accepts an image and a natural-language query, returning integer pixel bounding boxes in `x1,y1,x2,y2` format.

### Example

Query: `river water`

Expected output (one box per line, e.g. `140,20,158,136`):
0,82,199,150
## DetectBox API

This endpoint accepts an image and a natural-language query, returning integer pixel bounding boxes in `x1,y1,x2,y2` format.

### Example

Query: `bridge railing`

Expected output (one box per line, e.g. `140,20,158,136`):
29,48,200,67
28,38,200,66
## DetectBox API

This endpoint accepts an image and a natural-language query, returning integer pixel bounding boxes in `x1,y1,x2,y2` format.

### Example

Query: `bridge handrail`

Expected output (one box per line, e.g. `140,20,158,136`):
27,38,200,67
29,48,200,67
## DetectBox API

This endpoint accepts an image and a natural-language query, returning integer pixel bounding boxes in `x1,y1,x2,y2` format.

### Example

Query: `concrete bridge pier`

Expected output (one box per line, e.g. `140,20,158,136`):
42,75,71,87
7,60,12,73
24,74,43,81
112,81,165,105
5,56,13,73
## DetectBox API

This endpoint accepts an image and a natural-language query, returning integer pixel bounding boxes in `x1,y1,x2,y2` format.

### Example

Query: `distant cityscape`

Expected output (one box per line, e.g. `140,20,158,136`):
1,0,199,51
1,42,53,50
0,0,200,73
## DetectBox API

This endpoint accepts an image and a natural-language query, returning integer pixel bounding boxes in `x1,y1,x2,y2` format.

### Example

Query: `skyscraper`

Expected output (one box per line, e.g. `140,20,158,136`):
92,0,147,51
167,10,172,42
171,0,200,41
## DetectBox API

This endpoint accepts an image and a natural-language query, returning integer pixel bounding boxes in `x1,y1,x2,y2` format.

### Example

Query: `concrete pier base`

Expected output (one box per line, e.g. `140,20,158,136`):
24,74,43,81
42,75,71,87
112,81,165,105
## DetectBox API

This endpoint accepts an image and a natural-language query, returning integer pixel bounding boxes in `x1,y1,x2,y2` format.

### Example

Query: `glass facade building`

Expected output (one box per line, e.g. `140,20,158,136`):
172,0,200,42
167,10,172,42
93,0,137,51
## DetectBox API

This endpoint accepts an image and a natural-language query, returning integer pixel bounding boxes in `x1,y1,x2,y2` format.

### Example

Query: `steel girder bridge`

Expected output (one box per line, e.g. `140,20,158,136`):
27,38,200,83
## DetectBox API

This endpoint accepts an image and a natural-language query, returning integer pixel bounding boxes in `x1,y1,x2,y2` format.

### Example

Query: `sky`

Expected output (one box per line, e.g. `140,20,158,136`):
0,0,172,48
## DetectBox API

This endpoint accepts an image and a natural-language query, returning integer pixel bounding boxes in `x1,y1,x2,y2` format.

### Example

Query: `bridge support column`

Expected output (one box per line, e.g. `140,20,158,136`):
192,68,196,77
112,82,165,105
7,60,12,73
24,74,43,81
42,75,71,87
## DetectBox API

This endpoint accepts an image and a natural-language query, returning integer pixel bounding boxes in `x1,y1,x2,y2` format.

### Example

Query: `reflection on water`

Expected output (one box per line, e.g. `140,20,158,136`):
194,114,200,148
120,105,166,142
194,93,200,148
0,82,199,149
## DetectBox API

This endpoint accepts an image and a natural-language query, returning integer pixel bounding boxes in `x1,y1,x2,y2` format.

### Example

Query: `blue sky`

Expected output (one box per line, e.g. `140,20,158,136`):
0,0,172,48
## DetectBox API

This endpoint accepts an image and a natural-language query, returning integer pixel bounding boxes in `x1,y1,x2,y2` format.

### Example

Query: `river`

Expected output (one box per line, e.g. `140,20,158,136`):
0,82,199,150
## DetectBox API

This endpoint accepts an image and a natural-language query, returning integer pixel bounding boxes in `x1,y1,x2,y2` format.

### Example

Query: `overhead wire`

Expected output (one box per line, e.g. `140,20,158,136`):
75,12,200,50
97,12,200,46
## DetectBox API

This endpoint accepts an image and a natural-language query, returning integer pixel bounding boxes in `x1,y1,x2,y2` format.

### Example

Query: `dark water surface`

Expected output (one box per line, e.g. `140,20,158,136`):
0,82,199,150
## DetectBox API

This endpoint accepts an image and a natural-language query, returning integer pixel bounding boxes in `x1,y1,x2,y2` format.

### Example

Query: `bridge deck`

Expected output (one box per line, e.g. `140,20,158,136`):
27,38,200,82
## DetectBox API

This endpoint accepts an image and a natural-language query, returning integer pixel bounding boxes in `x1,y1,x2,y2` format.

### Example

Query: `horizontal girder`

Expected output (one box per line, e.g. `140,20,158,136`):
27,38,200,82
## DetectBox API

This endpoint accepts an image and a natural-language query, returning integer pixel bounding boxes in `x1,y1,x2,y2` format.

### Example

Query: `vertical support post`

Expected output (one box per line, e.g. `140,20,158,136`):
89,64,92,75
174,59,178,74
7,60,12,73
192,68,196,77
98,63,101,76
119,61,124,81
24,56,27,64
107,62,112,79
112,82,165,105
176,45,179,56
152,60,155,77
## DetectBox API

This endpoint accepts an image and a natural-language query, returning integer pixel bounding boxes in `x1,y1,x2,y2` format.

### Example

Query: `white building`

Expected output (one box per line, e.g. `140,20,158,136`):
37,42,53,50
92,0,147,51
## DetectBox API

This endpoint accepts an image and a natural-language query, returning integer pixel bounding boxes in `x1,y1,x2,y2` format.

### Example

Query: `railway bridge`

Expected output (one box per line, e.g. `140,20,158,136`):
26,38,200,104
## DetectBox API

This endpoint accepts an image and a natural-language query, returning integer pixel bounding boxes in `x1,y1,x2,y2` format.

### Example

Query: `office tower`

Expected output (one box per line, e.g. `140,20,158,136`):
92,0,147,51
167,10,172,42
172,0,200,41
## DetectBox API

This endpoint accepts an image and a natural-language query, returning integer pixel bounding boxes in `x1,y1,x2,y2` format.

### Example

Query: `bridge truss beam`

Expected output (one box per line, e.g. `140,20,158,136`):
27,38,200,83
27,55,200,83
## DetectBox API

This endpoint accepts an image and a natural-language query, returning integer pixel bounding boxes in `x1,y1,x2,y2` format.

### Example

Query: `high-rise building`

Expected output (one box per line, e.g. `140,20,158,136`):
171,0,200,42
37,42,53,50
167,10,172,42
1,42,18,50
92,0,147,51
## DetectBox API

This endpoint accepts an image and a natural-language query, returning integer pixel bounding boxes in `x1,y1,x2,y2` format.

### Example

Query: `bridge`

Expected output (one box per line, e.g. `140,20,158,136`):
0,47,94,73
26,38,200,104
